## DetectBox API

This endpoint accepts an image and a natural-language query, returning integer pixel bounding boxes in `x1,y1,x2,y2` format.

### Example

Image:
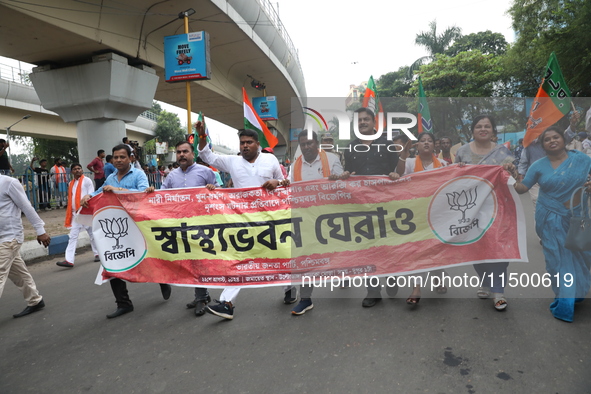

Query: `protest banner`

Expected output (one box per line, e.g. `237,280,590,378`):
78,165,527,287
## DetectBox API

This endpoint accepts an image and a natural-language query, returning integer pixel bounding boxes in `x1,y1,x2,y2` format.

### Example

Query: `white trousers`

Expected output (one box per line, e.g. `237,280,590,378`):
65,223,98,264
220,285,294,303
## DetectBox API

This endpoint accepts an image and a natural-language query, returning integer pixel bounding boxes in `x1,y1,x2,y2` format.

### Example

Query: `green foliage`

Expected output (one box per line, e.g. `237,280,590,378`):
507,0,591,96
410,51,507,97
154,110,185,146
11,153,31,174
409,20,462,77
377,66,413,100
33,138,78,166
445,31,508,56
151,101,163,115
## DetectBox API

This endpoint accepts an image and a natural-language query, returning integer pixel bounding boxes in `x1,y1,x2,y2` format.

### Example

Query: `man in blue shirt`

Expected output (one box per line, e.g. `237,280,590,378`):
103,155,116,180
159,141,218,316
81,144,172,319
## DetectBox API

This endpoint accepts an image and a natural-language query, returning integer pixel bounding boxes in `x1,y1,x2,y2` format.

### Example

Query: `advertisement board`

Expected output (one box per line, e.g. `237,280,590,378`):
164,31,210,82
252,96,278,120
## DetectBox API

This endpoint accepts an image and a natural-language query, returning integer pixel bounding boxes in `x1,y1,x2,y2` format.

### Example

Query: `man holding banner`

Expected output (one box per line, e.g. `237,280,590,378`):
80,144,173,319
340,107,403,308
159,140,218,316
289,129,343,315
196,123,291,320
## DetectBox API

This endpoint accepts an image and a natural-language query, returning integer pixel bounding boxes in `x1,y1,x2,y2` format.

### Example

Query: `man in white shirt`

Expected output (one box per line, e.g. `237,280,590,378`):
289,130,343,315
55,163,99,268
197,124,290,320
0,174,51,318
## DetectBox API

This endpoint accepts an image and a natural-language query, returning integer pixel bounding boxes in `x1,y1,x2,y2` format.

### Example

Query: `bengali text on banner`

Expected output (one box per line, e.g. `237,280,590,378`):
77,165,528,287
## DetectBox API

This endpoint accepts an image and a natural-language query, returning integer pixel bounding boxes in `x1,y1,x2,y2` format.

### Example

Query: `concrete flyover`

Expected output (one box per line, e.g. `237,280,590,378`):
0,0,306,165
0,75,157,146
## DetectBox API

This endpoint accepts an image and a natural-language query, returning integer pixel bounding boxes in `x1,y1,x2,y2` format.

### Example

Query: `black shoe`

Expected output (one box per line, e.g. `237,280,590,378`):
186,295,211,309
94,255,100,262
160,284,172,300
56,261,74,268
195,300,208,316
106,306,134,319
13,299,45,318
385,277,399,297
284,288,297,304
362,297,382,308
206,300,234,320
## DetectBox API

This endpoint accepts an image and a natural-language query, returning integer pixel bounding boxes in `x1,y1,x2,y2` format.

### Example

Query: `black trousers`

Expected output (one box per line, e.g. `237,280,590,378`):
110,279,171,308
95,177,106,190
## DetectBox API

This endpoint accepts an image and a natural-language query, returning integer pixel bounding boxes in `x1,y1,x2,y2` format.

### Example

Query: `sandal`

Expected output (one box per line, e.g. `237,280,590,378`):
493,294,507,311
406,296,421,305
477,287,490,299
435,286,447,294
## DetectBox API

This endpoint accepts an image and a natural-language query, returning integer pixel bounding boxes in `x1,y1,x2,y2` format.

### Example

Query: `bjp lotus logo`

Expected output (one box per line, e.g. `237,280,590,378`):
446,188,478,224
99,217,129,250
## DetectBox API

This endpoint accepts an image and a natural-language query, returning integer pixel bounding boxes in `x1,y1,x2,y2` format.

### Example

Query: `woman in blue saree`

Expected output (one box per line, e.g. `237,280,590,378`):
509,126,591,322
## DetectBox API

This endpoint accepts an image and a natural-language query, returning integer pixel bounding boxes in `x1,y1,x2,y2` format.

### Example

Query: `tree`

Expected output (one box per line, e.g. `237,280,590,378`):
507,0,591,96
154,109,185,146
410,51,507,98
407,52,514,142
33,138,79,166
377,66,413,99
409,20,462,77
151,101,163,115
445,31,508,57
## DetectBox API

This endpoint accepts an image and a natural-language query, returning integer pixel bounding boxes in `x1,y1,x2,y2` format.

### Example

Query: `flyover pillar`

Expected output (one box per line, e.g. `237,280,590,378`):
30,53,159,170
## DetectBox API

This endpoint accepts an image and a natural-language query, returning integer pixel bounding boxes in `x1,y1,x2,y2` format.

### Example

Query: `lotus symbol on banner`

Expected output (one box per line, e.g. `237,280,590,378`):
447,188,478,223
99,217,129,250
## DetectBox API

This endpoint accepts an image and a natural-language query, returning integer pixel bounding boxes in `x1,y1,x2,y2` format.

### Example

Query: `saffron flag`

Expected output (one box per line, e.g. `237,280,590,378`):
78,166,527,288
523,52,571,147
243,87,278,149
418,76,433,133
362,75,385,122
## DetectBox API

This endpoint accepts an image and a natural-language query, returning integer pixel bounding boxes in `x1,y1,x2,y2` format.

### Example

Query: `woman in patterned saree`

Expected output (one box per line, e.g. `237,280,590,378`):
455,114,516,310
508,126,591,322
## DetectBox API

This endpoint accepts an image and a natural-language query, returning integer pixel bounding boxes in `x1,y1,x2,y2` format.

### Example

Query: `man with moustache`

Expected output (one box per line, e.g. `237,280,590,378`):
55,163,99,268
158,140,218,316
196,123,291,320
80,144,172,319
289,129,343,315
340,107,403,308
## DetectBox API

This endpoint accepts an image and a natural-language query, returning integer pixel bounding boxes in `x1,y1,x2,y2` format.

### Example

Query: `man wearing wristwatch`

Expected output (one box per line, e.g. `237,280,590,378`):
195,121,291,320
80,144,172,319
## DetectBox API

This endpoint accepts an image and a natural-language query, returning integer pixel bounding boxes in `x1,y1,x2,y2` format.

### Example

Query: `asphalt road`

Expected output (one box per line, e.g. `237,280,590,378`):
1,194,591,393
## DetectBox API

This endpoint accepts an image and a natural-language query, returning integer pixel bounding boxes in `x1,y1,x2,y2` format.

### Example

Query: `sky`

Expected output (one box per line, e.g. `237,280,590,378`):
1,0,516,150
275,0,515,97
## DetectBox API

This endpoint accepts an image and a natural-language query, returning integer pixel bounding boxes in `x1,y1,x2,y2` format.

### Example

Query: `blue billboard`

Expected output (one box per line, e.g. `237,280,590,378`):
252,96,278,120
164,31,210,82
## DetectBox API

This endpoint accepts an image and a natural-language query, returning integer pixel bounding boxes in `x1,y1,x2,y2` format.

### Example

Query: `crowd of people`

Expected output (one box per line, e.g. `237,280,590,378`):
1,107,590,324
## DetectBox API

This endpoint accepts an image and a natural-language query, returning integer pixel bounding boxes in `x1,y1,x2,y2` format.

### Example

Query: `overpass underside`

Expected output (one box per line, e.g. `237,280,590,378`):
0,0,306,144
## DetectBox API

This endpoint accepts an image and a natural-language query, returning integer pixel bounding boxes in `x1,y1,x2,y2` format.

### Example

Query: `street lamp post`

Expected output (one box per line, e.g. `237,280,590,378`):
4,114,31,173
